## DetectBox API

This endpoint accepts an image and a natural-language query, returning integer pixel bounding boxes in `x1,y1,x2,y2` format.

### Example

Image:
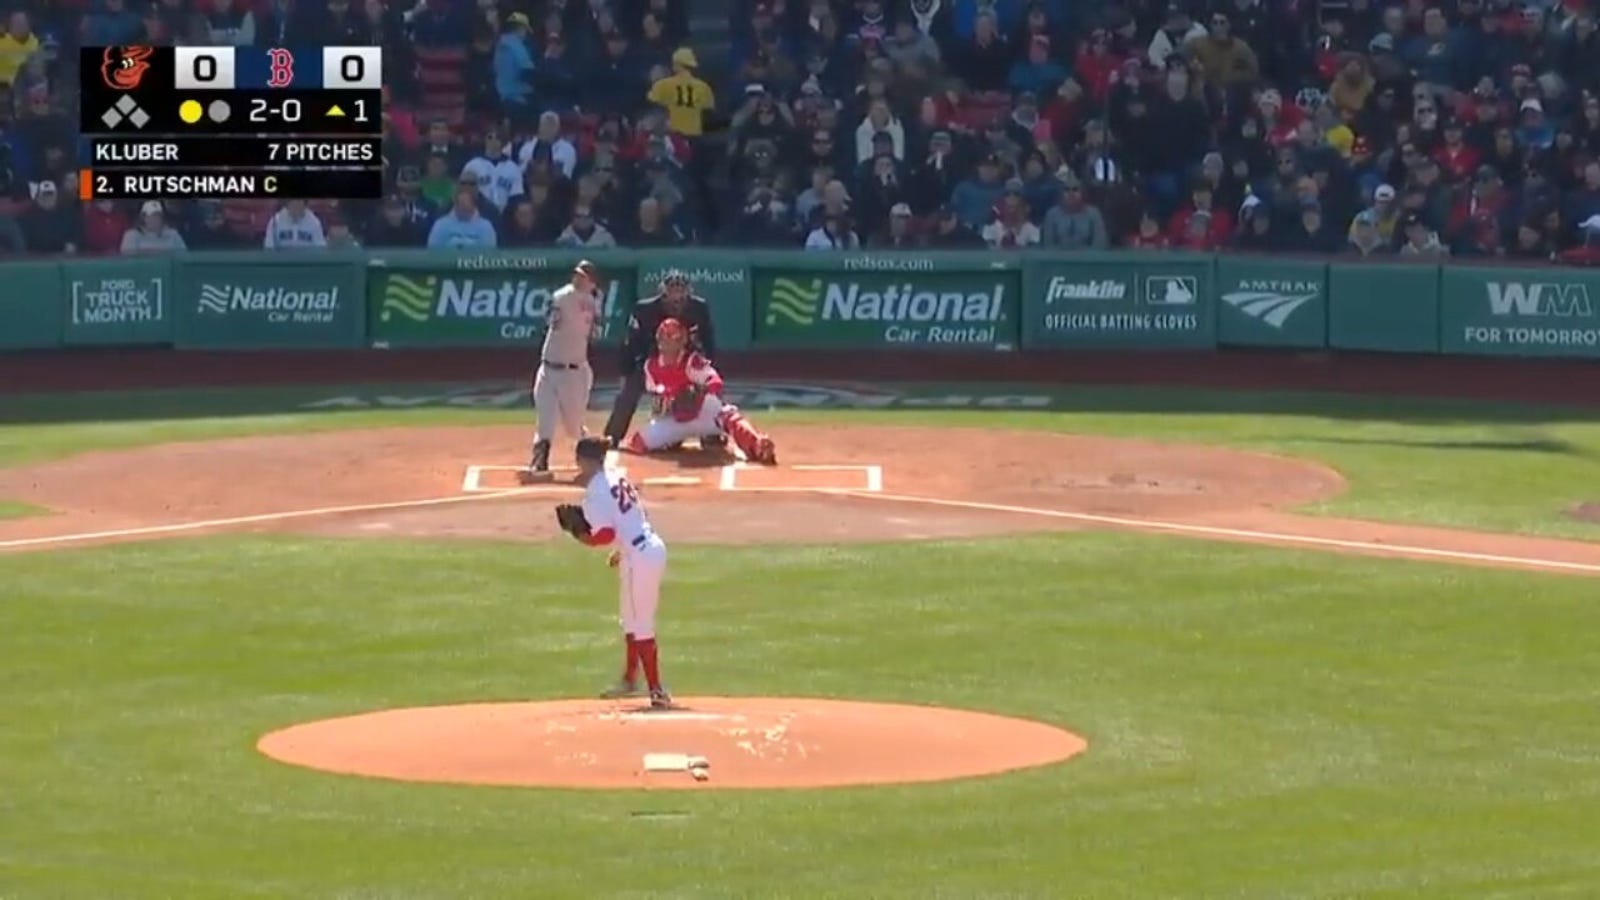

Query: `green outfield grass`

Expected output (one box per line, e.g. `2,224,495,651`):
1,534,1598,897
0,499,42,519
3,383,1600,897
3,383,1599,537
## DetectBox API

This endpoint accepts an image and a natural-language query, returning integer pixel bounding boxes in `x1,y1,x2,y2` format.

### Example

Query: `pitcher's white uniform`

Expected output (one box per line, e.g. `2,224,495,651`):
534,281,600,443
580,466,668,640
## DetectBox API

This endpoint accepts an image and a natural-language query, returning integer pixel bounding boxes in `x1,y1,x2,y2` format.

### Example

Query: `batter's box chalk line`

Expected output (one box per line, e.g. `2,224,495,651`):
461,463,701,493
719,463,883,493
460,464,590,495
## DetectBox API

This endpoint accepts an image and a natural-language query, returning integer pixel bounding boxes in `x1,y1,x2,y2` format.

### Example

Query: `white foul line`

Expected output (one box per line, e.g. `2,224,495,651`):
0,490,539,550
836,491,1600,576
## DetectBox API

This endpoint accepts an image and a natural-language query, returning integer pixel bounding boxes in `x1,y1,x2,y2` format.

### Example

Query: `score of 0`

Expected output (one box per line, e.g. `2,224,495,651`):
171,47,381,91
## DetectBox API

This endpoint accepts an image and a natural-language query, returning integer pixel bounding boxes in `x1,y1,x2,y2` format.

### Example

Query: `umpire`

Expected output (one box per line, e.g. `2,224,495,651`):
603,269,718,447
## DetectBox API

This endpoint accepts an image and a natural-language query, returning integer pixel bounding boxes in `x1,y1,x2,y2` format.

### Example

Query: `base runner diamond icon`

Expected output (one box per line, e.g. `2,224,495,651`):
102,95,150,129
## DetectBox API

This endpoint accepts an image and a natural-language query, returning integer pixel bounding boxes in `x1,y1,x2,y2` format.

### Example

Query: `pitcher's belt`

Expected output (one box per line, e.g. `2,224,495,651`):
543,361,585,370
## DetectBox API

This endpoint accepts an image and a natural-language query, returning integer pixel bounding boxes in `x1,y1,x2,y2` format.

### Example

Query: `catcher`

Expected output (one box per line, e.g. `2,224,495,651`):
620,318,777,464
556,436,672,708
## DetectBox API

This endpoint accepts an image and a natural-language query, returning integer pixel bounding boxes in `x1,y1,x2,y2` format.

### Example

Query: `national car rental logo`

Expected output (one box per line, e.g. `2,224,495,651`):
381,275,438,322
197,284,229,315
766,277,822,326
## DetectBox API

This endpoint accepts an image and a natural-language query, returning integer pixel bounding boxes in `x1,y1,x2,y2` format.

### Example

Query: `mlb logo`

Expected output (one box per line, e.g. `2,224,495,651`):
1144,276,1198,306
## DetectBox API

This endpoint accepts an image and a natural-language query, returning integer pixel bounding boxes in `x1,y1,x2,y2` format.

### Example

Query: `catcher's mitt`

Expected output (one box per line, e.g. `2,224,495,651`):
670,384,704,422
554,503,591,538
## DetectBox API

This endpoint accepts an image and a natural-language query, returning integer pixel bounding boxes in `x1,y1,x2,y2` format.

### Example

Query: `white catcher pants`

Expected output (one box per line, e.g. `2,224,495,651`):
638,394,727,450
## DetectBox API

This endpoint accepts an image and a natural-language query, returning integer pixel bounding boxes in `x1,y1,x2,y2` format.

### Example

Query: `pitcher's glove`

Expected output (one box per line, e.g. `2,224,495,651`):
555,503,591,538
670,384,704,422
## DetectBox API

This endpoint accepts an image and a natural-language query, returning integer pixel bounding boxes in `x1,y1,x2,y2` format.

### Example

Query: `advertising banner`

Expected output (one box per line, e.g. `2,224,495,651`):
175,254,365,348
0,261,64,350
62,257,172,346
1439,265,1600,358
1022,256,1214,348
635,251,750,352
1327,262,1440,353
752,264,1020,349
1214,258,1327,348
368,253,636,348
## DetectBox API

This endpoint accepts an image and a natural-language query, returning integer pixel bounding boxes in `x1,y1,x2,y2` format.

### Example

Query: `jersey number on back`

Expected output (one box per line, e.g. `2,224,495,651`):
611,479,639,513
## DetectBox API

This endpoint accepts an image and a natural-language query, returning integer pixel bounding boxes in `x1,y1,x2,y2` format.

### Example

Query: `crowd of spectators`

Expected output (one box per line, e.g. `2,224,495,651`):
4,0,1600,263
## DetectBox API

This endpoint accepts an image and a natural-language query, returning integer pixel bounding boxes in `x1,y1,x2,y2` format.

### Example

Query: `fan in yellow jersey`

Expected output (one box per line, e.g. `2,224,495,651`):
647,47,715,137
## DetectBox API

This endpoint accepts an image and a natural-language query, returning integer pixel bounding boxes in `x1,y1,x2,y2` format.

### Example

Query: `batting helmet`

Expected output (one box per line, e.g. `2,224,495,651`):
659,269,689,292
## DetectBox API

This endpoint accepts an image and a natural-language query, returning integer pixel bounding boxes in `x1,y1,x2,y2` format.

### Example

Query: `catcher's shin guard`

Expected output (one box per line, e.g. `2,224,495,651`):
716,407,775,464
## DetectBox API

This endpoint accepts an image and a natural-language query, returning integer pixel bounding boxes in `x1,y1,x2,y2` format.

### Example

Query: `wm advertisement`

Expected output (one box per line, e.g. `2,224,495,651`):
370,267,636,347
753,269,1019,348
1440,266,1600,358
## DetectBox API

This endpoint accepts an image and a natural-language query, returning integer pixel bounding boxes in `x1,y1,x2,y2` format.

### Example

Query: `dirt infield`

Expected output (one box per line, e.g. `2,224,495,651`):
2,423,1600,574
0,423,1341,547
255,698,1088,789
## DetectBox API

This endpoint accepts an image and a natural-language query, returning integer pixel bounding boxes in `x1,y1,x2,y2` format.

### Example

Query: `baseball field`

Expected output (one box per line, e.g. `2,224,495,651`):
3,364,1600,897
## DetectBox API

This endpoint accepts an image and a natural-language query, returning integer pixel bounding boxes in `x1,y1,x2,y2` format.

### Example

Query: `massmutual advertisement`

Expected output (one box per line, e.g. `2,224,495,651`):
753,267,1019,349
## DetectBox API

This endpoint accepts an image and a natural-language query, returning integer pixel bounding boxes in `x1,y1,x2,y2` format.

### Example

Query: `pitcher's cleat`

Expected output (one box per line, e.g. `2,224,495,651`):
649,688,674,709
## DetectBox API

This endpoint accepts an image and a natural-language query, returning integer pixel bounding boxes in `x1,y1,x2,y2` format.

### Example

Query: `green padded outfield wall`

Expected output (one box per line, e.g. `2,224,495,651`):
751,252,1020,350
0,261,64,350
61,256,173,346
1439,264,1600,358
173,252,366,349
1327,262,1441,353
1020,252,1215,348
6,250,1600,360
366,250,752,352
1214,257,1327,348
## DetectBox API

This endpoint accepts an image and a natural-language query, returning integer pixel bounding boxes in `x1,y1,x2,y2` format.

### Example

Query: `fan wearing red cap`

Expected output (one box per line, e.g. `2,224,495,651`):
620,318,777,464
521,260,604,482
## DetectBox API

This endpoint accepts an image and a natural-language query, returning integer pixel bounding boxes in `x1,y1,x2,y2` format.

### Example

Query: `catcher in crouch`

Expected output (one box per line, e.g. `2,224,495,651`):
621,318,778,464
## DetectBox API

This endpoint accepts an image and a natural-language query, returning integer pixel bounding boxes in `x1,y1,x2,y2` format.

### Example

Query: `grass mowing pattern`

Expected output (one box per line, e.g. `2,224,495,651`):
2,534,1598,897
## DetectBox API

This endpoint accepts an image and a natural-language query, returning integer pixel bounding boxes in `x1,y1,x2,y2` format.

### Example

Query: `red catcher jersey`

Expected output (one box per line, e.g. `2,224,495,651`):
644,351,723,400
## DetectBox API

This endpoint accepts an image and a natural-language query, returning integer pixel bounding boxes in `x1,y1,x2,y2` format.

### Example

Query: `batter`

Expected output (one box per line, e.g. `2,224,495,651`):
622,318,777,464
523,260,602,482
555,436,672,708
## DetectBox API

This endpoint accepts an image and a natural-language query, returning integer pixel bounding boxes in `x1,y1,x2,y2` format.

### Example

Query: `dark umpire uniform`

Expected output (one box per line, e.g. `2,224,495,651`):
602,291,718,444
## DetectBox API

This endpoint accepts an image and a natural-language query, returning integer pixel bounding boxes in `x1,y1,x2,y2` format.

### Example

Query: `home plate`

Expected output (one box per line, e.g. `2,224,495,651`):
642,476,701,486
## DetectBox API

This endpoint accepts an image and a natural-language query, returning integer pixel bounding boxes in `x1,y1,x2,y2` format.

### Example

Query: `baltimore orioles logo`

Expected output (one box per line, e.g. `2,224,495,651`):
101,46,154,90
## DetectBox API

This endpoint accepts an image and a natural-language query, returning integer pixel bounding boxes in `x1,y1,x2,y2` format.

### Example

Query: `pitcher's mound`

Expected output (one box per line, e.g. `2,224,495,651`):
256,697,1087,789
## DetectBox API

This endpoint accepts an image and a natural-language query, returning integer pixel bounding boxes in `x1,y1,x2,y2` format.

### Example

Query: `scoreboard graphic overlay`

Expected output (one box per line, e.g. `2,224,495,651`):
80,46,383,199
